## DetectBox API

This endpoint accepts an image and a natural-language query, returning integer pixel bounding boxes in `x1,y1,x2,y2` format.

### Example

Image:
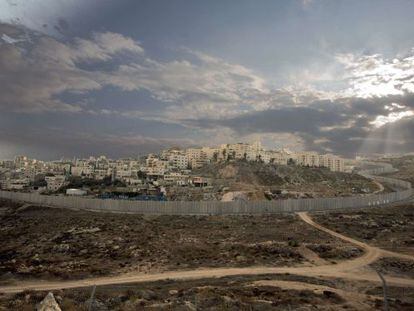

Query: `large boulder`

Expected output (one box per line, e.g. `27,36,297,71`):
37,292,61,311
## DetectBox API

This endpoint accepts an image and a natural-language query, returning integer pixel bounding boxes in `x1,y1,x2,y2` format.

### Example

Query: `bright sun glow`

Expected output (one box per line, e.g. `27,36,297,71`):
370,110,414,128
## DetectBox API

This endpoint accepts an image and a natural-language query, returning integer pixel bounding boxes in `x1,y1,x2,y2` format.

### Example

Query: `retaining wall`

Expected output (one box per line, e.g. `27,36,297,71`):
0,162,411,215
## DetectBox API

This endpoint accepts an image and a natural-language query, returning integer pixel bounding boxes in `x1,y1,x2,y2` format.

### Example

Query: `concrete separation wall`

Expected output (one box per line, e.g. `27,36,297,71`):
0,162,411,215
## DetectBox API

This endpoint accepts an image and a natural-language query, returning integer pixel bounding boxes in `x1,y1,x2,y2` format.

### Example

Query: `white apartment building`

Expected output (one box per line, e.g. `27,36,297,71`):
201,147,220,161
319,154,345,172
1,178,30,190
146,154,160,167
144,155,169,176
23,167,44,181
93,168,110,180
115,168,133,179
186,148,209,169
257,151,273,163
268,151,290,165
164,172,189,185
47,162,71,175
146,166,167,176
296,152,320,167
293,152,345,172
168,153,189,170
14,155,29,168
225,142,258,160
71,165,93,177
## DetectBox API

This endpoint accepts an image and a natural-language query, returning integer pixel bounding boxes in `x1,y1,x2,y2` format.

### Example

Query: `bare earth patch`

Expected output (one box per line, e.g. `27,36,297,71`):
0,199,358,283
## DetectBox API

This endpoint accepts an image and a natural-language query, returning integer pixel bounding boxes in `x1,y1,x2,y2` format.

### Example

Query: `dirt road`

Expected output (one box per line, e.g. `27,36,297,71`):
1,212,413,294
372,179,385,193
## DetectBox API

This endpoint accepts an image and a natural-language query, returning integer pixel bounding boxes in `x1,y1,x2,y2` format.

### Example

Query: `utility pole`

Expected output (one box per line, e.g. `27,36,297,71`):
88,285,97,311
377,271,389,311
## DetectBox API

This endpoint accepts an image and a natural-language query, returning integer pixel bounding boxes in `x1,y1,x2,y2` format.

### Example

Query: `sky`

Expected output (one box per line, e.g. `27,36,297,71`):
0,0,414,160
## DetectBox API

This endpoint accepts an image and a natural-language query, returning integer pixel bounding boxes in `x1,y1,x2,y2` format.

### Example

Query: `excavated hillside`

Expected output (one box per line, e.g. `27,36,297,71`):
189,161,380,200
380,155,414,185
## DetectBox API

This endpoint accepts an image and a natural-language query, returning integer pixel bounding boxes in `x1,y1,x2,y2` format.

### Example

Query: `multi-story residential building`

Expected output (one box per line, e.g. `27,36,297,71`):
264,151,290,165
201,147,220,161
257,151,272,163
144,154,169,177
296,152,320,167
71,165,93,177
146,166,167,177
116,167,133,180
47,161,71,175
164,172,189,185
14,155,29,168
146,154,159,168
45,175,67,192
0,160,14,169
1,178,30,190
186,148,209,169
168,153,189,170
219,141,262,161
319,154,345,172
93,168,110,180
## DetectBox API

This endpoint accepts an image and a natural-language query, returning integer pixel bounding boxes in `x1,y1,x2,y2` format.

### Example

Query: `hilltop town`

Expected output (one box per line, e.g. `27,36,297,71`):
0,142,370,201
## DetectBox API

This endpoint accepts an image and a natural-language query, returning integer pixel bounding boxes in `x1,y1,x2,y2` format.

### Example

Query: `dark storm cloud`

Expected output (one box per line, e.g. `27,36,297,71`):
0,112,195,159
186,94,414,156
1,0,414,159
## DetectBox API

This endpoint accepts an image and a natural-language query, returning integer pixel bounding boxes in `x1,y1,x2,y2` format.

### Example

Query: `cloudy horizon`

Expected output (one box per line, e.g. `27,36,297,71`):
1,0,414,160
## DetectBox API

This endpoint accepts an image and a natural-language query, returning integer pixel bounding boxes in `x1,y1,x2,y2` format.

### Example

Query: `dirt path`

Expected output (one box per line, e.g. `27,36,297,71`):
1,212,413,294
372,179,385,194
298,212,414,263
250,280,380,311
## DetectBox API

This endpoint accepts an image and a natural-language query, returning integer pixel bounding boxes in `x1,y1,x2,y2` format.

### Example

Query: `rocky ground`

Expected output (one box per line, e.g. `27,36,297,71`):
1,274,412,310
170,161,380,201
313,203,414,255
370,257,414,279
1,199,413,310
0,199,361,284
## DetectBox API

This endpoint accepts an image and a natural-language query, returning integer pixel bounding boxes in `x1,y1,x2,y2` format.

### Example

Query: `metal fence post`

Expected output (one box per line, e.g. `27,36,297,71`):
376,271,389,311
88,285,97,311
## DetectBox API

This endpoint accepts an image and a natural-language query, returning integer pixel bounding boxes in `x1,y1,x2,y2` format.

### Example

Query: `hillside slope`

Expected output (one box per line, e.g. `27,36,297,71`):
188,161,379,201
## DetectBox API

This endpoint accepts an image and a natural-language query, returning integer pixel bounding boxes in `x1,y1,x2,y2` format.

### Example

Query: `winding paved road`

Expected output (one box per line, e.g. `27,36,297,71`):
1,212,413,294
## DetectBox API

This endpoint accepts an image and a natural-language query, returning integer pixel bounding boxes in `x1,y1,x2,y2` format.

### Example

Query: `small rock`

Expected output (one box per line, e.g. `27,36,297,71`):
137,289,157,300
24,294,31,303
168,289,178,295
